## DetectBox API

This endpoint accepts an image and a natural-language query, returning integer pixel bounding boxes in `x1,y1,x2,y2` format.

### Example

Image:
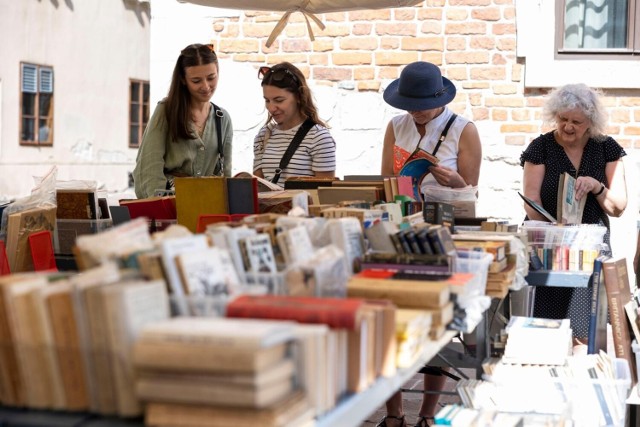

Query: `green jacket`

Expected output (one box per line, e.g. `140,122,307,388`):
133,101,233,199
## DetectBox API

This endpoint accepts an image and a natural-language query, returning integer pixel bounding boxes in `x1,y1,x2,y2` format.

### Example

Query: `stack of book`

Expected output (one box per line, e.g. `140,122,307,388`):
346,269,457,342
225,294,397,395
0,262,170,416
476,352,630,426
502,316,572,366
453,235,515,298
133,317,315,427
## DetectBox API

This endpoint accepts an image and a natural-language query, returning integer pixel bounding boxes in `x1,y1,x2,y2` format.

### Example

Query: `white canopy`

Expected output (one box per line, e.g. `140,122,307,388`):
178,0,424,46
179,0,423,13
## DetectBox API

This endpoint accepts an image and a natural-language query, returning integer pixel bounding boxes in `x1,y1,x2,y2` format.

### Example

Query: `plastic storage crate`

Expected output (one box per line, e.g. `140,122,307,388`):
54,218,113,255
452,250,493,305
522,222,607,272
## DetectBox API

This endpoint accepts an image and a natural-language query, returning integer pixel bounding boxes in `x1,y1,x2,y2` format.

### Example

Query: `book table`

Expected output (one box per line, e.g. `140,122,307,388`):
0,331,458,427
315,329,458,427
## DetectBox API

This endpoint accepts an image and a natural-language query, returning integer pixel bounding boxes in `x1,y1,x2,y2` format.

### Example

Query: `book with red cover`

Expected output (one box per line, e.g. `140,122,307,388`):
120,196,177,220
225,295,365,330
395,176,415,199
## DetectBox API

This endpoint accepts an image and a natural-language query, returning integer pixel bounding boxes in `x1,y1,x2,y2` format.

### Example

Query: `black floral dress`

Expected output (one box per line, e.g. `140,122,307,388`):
520,131,626,338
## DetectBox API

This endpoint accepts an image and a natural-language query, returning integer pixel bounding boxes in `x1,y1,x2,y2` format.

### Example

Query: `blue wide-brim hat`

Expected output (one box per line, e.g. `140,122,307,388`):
383,62,456,111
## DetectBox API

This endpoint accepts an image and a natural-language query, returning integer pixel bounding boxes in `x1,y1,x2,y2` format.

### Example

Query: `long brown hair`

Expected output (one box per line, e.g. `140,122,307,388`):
260,62,327,128
165,43,218,142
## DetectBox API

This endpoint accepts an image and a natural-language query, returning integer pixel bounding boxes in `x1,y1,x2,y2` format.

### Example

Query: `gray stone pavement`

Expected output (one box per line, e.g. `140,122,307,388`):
359,368,474,426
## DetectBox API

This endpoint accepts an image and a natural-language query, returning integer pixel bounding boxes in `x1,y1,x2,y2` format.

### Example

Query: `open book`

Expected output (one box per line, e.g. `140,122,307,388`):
398,149,439,201
234,172,283,192
519,172,586,224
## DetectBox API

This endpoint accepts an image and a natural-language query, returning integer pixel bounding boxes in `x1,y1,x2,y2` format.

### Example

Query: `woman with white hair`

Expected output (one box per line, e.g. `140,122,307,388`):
521,82,627,342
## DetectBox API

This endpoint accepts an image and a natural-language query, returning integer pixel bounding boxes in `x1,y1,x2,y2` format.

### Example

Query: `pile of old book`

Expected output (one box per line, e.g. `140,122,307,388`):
453,232,520,298
346,268,460,367
133,317,316,427
0,262,169,416
465,351,631,426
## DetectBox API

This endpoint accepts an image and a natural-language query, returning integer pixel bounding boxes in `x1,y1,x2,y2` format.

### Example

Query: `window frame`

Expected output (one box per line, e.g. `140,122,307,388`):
554,0,640,59
20,62,54,147
129,79,150,148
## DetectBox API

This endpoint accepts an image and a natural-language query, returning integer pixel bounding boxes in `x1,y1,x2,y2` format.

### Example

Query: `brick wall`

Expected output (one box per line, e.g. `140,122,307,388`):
197,0,638,262
208,0,640,149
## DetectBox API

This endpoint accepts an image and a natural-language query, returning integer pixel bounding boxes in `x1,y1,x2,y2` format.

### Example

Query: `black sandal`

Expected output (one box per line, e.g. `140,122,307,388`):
414,415,434,427
376,414,407,427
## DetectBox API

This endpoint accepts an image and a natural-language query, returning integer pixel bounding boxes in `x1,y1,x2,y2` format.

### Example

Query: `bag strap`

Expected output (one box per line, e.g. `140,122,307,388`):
212,103,224,176
271,118,315,185
431,113,457,157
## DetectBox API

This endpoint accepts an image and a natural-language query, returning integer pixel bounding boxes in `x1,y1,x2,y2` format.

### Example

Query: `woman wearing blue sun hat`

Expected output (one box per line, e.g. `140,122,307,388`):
381,61,482,193
377,62,483,427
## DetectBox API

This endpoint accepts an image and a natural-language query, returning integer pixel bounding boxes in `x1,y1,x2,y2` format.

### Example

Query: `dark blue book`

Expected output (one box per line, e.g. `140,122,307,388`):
587,255,609,354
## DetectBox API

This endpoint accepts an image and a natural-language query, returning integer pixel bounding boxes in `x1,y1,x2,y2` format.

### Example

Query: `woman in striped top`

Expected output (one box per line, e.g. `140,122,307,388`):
253,62,336,184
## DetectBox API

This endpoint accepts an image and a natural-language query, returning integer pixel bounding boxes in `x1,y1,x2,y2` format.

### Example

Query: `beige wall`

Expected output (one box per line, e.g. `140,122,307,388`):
0,0,150,198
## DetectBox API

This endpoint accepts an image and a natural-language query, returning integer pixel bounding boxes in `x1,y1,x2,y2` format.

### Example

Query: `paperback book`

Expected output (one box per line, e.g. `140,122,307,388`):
398,149,439,201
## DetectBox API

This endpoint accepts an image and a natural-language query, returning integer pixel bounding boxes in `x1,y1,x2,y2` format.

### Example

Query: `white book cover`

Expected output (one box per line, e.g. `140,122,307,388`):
221,226,258,274
242,233,277,274
160,234,209,297
175,246,241,296
278,225,315,265
327,217,365,274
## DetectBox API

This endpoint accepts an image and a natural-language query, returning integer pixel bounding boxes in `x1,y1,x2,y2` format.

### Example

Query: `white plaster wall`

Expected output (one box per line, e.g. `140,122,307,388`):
0,0,150,197
515,0,640,88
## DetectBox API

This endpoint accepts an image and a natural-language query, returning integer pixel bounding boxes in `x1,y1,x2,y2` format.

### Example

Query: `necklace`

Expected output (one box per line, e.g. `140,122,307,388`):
191,105,210,137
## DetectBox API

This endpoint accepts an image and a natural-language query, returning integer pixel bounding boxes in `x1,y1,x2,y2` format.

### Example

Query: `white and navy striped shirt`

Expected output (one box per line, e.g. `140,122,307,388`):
253,121,336,183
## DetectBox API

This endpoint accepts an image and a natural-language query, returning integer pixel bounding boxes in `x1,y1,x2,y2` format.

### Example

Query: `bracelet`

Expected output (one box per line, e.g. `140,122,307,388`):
594,182,605,196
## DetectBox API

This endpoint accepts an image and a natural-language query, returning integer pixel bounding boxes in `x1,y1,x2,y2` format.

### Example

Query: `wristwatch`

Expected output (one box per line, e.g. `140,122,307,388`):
594,182,605,196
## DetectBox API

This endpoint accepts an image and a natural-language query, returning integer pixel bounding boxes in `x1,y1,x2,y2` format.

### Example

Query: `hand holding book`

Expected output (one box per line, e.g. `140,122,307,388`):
398,149,439,201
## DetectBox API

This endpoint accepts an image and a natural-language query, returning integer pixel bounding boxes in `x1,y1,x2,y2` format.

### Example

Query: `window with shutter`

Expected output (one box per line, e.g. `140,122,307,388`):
129,79,150,148
20,62,54,146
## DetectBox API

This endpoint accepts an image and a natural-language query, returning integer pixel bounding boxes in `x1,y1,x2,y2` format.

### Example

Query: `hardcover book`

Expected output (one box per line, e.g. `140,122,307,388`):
144,390,314,427
174,177,228,232
136,363,294,408
601,256,636,381
587,256,608,355
56,190,98,220
226,294,366,330
226,177,259,215
518,192,556,223
346,270,451,309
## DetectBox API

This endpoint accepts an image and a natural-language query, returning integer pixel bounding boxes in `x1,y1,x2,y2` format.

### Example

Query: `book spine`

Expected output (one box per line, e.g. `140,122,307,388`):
358,263,450,274
47,292,90,410
225,299,360,330
602,259,634,374
587,257,604,354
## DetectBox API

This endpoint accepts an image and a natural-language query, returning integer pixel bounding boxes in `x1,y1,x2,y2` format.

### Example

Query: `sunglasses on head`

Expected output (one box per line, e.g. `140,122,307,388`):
183,44,216,57
258,66,300,86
